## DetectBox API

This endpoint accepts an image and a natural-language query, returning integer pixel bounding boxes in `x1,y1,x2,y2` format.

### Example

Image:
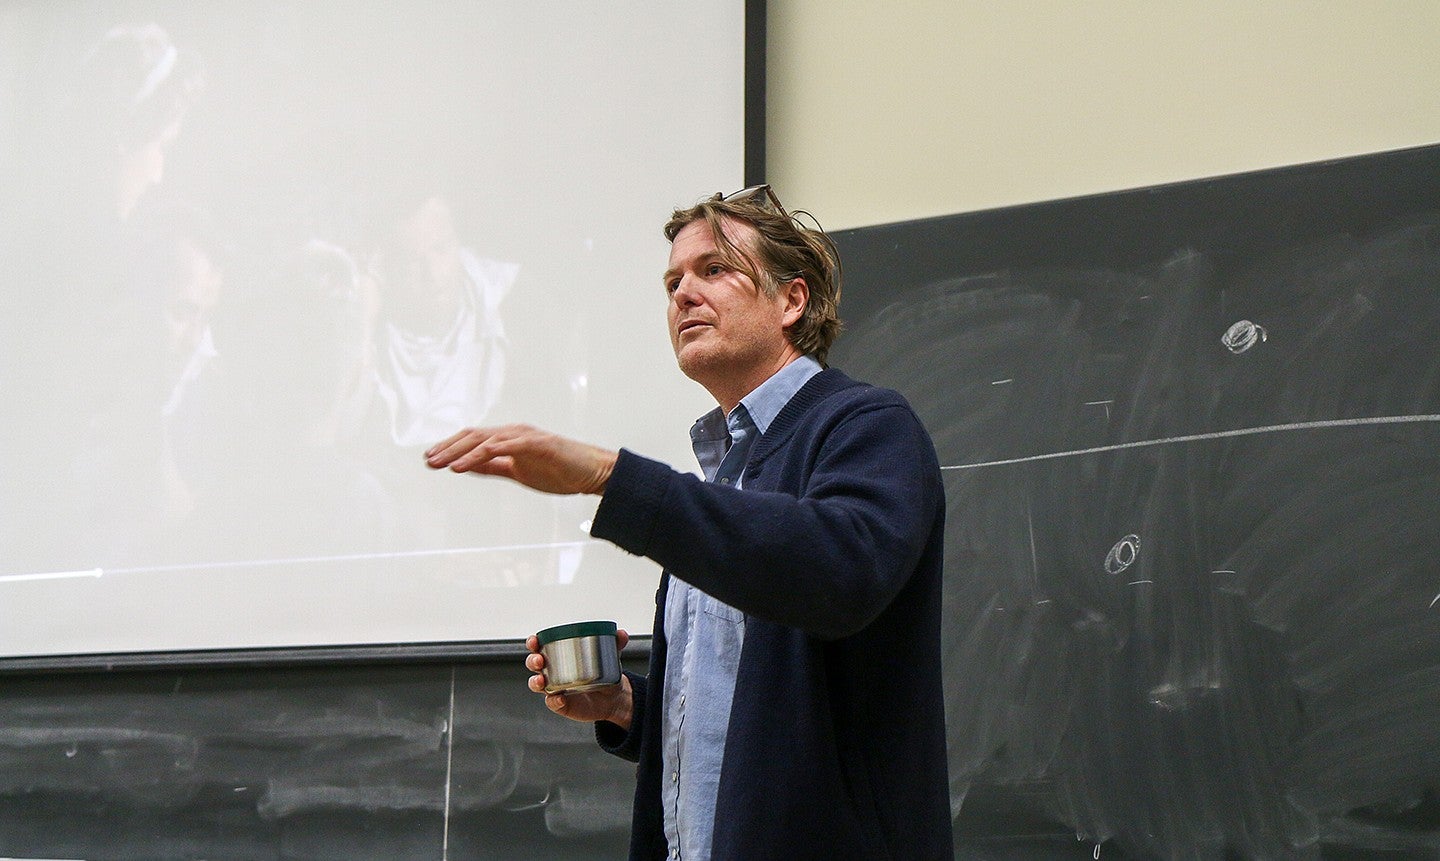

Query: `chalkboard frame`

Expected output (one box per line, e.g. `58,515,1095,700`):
0,635,655,675
832,141,1440,327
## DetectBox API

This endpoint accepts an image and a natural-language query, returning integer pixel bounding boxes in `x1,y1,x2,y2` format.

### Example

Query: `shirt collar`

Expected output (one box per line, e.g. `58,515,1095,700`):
738,354,822,435
690,355,823,444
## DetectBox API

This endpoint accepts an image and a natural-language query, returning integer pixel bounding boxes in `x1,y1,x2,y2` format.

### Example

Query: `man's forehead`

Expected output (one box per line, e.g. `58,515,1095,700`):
668,215,755,262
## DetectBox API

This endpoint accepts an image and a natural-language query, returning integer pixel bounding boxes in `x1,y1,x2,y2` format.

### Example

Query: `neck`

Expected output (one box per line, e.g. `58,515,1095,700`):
709,347,804,415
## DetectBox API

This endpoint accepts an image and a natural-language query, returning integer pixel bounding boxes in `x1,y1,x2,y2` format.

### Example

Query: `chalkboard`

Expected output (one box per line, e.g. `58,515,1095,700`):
0,651,648,860
829,143,1440,859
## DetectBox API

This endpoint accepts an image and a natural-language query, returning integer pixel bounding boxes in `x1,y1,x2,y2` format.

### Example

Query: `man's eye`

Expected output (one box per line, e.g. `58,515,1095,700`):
665,280,679,294
707,263,725,276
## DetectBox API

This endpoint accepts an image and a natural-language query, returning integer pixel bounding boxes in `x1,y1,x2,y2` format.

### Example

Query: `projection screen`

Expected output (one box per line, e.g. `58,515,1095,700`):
0,2,750,660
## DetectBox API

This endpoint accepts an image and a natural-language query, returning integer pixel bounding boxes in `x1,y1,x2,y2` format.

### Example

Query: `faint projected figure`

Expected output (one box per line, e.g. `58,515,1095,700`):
44,23,205,244
20,23,208,568
142,208,230,536
67,207,231,565
370,195,517,447
234,238,395,556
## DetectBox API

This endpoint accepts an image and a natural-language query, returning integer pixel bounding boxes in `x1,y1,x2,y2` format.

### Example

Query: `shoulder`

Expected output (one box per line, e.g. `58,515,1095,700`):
758,367,934,460
794,367,918,424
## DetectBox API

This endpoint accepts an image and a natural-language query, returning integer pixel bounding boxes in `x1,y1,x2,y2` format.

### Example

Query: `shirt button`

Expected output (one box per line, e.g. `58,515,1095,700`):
672,771,679,783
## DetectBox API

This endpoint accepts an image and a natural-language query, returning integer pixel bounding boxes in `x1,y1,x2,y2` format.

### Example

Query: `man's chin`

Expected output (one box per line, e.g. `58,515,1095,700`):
675,346,723,384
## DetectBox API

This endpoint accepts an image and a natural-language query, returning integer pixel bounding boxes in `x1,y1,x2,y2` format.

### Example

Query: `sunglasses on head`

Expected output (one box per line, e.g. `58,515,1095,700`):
720,183,788,219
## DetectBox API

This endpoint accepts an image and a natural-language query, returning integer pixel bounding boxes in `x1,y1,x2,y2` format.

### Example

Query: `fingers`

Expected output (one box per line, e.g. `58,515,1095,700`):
423,426,508,469
616,629,629,650
422,428,477,467
426,424,616,496
423,426,527,474
525,634,547,693
449,435,512,473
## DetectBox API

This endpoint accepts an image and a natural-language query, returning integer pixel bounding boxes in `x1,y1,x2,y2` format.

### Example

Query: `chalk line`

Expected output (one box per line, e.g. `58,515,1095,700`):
0,569,103,584
943,414,1440,471
442,666,457,861
0,540,602,583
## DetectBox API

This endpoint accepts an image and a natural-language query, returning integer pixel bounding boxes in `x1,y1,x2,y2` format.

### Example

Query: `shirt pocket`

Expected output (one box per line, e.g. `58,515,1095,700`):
700,594,744,624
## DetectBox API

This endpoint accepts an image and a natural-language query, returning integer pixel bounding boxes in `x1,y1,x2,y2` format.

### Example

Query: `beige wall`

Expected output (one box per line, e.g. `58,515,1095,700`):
767,2,1440,230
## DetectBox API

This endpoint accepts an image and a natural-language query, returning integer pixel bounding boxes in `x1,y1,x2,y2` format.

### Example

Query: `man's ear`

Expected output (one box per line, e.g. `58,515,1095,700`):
780,276,808,329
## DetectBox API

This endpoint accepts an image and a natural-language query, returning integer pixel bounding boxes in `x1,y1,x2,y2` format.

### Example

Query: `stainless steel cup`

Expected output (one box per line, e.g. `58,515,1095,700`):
536,620,621,693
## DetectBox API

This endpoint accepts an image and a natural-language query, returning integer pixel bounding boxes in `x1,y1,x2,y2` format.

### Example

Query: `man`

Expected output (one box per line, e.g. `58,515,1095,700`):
425,186,952,860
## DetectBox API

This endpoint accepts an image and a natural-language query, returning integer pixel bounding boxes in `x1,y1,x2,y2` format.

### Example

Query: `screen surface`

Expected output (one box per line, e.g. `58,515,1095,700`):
0,1,747,656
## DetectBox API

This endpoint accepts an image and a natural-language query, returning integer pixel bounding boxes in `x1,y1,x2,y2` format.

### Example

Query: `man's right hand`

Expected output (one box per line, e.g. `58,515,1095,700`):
525,630,633,730
426,424,617,496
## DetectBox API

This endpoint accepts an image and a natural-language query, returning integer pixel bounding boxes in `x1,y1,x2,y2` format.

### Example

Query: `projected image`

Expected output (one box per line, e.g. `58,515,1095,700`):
0,3,744,655
9,23,213,568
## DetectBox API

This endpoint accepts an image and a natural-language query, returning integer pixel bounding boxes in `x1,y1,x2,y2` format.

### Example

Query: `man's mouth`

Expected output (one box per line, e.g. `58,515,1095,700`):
677,320,710,334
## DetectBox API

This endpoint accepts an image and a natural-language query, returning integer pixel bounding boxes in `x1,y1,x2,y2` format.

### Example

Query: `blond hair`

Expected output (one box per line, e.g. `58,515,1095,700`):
664,190,843,365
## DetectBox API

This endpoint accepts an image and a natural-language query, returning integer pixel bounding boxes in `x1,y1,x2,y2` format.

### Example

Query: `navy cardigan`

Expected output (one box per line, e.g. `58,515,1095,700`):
591,368,953,860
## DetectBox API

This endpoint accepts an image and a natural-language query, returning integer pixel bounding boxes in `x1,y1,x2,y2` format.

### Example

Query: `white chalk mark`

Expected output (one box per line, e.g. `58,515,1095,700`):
942,414,1440,471
1035,599,1052,605
1430,593,1440,609
504,787,553,812
1026,504,1040,591
1104,535,1141,576
1212,570,1237,575
1085,400,1114,421
1128,580,1154,586
442,666,457,861
991,378,1013,386
0,541,599,582
0,568,103,584
1222,319,1267,354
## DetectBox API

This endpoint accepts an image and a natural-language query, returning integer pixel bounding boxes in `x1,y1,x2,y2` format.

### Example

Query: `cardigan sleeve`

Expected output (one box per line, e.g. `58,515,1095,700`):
590,396,942,641
594,669,647,763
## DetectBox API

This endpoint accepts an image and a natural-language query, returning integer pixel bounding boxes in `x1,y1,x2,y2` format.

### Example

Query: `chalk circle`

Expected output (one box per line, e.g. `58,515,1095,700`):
1104,534,1140,575
1221,319,1267,354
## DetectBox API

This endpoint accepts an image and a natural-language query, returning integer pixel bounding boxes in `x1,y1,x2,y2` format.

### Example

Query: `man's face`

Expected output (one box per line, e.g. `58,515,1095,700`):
664,217,804,405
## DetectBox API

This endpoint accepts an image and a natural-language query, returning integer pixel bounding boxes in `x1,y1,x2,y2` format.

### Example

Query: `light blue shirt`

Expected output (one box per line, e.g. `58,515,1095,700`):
660,355,822,860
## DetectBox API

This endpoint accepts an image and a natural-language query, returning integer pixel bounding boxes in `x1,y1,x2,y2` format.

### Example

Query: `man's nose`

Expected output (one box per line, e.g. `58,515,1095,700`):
672,273,703,307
